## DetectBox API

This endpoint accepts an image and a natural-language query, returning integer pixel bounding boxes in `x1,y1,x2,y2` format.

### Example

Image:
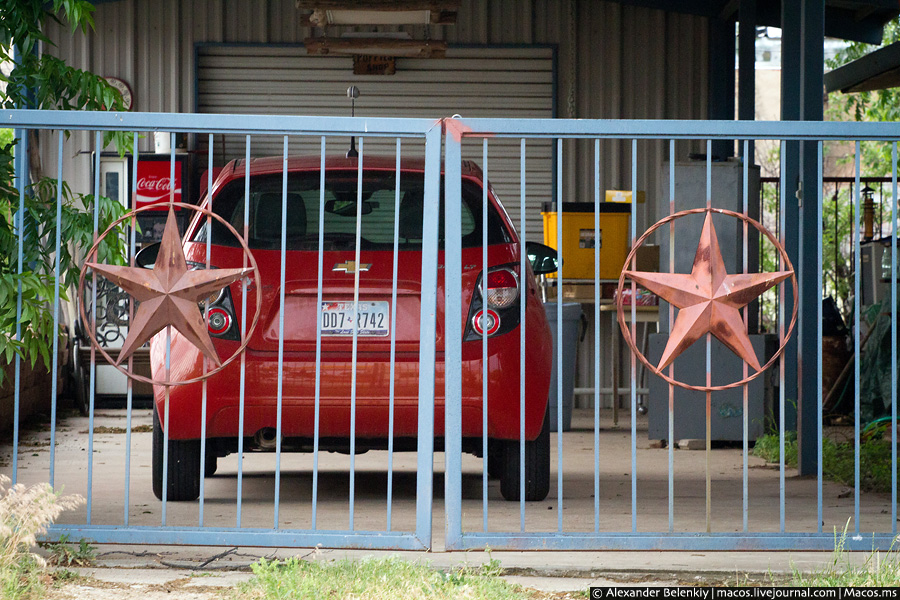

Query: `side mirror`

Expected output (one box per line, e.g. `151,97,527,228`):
526,242,559,275
135,242,160,269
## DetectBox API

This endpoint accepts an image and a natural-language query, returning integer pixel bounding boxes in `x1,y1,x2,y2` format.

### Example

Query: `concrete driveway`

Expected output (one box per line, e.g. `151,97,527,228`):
2,406,893,549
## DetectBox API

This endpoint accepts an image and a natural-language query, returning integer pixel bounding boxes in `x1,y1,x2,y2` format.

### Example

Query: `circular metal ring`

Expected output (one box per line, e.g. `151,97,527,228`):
77,201,263,387
616,207,799,393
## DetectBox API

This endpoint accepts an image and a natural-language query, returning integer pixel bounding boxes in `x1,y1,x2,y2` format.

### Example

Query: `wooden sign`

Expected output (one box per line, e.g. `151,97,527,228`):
353,55,396,75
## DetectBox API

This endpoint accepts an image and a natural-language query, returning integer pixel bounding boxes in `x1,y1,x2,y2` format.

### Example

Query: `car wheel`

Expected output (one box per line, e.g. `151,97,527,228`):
74,369,89,417
486,440,502,479
152,407,201,501
499,408,550,501
204,450,217,477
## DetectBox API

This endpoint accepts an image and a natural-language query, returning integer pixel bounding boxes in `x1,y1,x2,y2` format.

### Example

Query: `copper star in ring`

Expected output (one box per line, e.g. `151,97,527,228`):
624,212,791,372
85,206,253,368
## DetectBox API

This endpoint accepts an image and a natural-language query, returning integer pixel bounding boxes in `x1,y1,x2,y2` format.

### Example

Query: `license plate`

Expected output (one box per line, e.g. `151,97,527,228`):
320,301,390,336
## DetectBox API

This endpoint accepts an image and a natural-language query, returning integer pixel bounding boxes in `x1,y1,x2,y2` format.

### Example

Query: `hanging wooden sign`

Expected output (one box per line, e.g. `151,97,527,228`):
353,55,396,75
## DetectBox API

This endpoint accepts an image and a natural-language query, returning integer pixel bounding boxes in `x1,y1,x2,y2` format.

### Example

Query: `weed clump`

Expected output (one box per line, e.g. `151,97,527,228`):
0,475,83,599
792,523,900,586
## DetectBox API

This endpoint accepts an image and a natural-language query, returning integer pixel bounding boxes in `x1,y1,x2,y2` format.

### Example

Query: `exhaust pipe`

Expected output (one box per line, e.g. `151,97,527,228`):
254,428,278,450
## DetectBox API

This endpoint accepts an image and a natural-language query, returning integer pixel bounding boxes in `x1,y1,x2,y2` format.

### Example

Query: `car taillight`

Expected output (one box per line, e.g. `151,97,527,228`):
207,307,231,335
481,267,519,309
472,309,501,336
464,263,522,341
201,281,240,341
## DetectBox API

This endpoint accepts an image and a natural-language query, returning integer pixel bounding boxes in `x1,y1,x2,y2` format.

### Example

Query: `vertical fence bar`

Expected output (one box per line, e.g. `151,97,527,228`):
705,141,712,534
312,137,326,530
742,139,749,533
817,141,824,534
779,141,787,534
556,138,564,532
415,123,441,549
594,138,601,533
161,329,172,525
198,132,213,527
519,138,527,532
49,132,64,489
87,131,101,521
349,138,365,531
668,140,675,534
124,131,139,526
631,138,638,533
893,142,898,536
12,128,27,487
162,134,177,526
443,122,463,548
236,134,251,527
482,138,489,532
274,135,289,528
853,142,861,535
387,138,401,532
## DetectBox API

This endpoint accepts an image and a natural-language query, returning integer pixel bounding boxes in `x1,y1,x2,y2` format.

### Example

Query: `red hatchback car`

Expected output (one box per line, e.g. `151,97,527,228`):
145,156,558,503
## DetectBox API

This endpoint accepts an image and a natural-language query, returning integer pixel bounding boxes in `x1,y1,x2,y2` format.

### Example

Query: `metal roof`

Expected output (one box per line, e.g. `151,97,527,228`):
558,1,898,44
88,0,899,44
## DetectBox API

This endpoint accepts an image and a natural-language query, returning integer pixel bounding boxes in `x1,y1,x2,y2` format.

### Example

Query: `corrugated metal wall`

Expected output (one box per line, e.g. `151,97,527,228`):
44,0,709,409
45,0,708,212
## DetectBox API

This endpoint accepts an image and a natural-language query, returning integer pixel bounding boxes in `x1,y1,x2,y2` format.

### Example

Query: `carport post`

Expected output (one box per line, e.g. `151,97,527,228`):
780,0,801,439
738,0,756,166
796,0,825,479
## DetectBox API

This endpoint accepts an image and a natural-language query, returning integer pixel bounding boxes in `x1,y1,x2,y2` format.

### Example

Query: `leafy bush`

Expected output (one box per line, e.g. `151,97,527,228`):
0,475,84,600
753,432,893,492
0,1,129,382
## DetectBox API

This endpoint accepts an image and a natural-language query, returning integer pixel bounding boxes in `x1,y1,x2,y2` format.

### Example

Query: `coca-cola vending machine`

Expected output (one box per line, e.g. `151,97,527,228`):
132,153,192,244
97,152,198,245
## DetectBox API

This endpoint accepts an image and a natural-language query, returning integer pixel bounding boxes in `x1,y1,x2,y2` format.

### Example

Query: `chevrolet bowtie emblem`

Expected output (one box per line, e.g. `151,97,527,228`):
333,261,372,274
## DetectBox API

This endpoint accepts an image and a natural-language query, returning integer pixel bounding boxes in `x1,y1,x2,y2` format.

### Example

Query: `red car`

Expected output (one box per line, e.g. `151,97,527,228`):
144,156,558,503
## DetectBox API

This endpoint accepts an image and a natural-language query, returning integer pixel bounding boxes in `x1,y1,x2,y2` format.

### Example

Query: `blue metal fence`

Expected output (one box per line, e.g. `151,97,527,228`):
3,110,900,551
4,110,441,549
443,117,900,551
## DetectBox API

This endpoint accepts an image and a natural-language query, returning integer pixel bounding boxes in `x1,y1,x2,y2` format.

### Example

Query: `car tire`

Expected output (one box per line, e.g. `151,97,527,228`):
499,408,550,501
152,407,201,501
204,450,217,477
487,442,502,479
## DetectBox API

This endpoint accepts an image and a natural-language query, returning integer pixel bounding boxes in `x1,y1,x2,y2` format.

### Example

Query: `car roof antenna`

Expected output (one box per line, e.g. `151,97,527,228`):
346,85,360,159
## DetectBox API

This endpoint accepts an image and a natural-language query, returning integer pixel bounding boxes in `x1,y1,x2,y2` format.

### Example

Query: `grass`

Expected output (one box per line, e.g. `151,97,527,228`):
791,523,900,586
753,431,894,492
42,534,95,568
232,555,533,600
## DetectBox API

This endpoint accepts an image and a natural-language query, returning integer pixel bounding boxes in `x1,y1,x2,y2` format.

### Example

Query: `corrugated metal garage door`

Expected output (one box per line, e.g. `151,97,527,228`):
196,45,554,241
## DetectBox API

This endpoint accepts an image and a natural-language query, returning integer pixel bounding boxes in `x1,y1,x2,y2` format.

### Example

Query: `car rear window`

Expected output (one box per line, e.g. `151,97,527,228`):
192,170,513,251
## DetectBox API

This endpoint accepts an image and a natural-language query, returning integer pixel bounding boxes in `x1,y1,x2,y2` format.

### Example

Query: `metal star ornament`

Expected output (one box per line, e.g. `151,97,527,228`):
85,207,253,368
624,212,791,372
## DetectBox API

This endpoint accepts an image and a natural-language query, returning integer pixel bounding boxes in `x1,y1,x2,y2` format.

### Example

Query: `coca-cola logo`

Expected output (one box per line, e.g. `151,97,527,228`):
137,177,175,191
136,161,182,208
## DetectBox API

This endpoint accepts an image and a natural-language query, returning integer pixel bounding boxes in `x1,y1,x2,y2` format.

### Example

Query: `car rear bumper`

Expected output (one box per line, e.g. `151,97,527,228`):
152,328,551,443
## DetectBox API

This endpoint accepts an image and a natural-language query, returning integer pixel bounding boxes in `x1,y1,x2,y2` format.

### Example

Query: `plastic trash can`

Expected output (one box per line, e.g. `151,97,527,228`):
544,301,583,432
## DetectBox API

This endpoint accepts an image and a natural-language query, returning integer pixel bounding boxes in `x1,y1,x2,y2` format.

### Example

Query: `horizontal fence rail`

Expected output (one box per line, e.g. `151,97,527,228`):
3,110,900,552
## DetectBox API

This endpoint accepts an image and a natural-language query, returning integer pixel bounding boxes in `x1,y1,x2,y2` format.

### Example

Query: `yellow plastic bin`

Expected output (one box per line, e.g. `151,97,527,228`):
541,202,630,280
